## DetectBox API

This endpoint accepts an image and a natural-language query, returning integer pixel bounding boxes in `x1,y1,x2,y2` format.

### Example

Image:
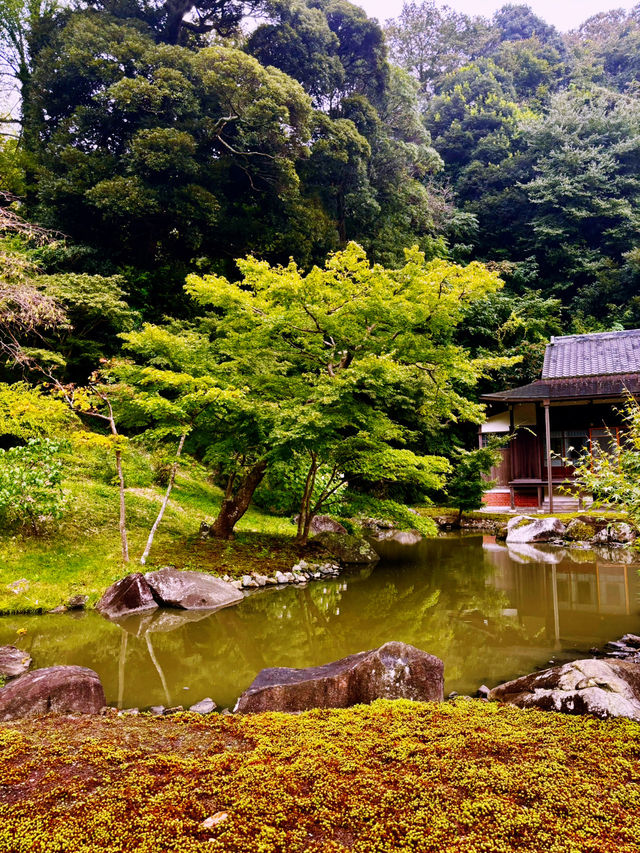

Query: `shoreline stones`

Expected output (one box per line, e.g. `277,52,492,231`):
0,665,106,722
236,560,342,590
234,641,444,713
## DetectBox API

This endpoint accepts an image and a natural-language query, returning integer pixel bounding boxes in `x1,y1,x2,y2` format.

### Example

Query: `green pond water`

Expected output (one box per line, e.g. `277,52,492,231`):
2,534,639,710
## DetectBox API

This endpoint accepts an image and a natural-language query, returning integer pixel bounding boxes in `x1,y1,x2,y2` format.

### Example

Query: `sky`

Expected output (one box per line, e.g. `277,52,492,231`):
357,0,638,32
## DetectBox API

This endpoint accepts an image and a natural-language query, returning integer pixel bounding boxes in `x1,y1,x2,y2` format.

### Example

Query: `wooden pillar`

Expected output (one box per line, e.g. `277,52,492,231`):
544,398,553,513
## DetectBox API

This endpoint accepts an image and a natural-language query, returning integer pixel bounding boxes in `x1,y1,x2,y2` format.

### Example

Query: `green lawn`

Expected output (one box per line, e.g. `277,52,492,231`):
0,460,298,614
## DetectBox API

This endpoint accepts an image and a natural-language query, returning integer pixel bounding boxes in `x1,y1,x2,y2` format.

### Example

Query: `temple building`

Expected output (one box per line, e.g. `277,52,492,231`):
480,329,640,511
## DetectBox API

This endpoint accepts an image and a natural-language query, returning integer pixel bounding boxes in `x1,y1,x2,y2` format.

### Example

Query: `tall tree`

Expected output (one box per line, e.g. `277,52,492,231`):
185,242,509,539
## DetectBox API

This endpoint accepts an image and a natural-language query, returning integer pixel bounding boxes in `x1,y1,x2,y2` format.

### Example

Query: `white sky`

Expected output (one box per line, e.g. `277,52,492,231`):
358,0,638,32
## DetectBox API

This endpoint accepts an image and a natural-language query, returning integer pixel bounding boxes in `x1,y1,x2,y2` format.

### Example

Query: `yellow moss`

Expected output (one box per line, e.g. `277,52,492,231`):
1,701,640,851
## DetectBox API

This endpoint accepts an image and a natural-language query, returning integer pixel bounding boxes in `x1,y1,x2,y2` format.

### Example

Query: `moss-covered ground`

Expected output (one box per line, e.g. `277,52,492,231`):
1,700,639,852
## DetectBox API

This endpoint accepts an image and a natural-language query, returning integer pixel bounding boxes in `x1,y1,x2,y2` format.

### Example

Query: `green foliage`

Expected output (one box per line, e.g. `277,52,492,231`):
185,242,509,534
0,381,73,439
567,395,640,525
341,491,438,536
446,441,504,517
0,437,66,533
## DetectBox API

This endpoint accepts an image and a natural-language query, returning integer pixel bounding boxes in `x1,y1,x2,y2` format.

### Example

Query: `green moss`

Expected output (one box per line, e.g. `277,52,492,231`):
565,520,596,541
1,700,639,852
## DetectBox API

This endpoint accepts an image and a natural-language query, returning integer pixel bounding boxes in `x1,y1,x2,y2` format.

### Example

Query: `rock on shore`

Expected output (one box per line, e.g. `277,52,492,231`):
0,665,105,722
234,641,444,713
96,568,243,620
489,658,640,721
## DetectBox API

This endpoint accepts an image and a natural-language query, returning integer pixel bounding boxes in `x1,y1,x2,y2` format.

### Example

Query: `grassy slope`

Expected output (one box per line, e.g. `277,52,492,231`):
1,699,639,852
0,454,300,614
0,443,629,614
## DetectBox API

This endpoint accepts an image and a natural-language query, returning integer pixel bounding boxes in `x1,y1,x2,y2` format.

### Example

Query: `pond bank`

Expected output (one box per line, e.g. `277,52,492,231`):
1,699,639,852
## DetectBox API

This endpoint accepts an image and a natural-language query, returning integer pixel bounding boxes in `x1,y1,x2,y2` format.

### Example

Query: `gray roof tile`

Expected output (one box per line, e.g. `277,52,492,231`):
542,329,640,379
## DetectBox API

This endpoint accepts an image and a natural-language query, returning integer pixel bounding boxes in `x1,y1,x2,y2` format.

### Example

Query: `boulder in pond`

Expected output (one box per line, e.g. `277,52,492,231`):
145,567,243,611
371,529,423,546
0,665,105,721
234,641,444,713
564,518,596,542
315,532,380,564
0,645,31,679
489,658,640,721
505,515,566,544
95,572,158,620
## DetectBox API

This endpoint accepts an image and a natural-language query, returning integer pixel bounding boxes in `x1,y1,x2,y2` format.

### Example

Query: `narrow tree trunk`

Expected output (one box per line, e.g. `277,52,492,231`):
140,433,186,565
210,460,267,539
296,454,318,545
115,448,129,563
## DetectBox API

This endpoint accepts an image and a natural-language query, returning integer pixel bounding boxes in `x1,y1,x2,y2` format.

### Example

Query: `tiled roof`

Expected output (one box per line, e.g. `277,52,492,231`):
482,374,640,403
542,329,640,379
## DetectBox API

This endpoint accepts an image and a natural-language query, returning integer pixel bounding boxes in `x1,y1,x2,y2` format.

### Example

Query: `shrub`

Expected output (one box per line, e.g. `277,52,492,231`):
0,438,67,534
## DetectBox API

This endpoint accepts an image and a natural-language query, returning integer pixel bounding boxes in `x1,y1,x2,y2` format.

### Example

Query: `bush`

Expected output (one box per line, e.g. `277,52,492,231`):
0,438,67,534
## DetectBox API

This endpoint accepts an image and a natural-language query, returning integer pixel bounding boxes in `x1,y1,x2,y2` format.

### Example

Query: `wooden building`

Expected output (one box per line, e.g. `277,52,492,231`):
480,329,640,511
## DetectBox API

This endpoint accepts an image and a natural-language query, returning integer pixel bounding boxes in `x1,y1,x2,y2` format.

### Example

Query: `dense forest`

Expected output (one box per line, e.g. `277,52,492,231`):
1,0,640,538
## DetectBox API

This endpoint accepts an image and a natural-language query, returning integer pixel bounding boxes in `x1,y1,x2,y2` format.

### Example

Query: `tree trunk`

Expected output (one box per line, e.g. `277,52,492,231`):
140,433,186,565
296,454,318,545
115,447,129,563
210,460,268,539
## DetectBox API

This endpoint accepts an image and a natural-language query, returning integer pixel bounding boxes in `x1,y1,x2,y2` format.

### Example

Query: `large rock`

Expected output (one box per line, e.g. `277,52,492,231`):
234,641,444,713
371,529,423,546
610,522,636,543
296,514,348,535
315,532,380,564
489,659,640,721
0,645,31,679
506,515,566,544
0,665,105,721
95,572,158,619
564,518,596,542
145,567,243,611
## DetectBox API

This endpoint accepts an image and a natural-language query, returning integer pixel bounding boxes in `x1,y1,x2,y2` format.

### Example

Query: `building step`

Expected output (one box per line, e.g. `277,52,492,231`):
542,496,591,512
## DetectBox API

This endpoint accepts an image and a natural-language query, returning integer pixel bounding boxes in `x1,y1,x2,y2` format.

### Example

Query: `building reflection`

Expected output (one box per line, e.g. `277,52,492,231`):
483,536,640,647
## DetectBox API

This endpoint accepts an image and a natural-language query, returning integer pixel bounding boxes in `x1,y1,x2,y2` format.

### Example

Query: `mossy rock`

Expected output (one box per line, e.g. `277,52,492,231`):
564,519,596,542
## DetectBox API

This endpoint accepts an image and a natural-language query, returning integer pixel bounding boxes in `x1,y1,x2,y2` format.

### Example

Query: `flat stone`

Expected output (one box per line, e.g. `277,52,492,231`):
0,646,31,679
234,641,444,713
241,575,258,588
189,697,217,714
96,573,158,620
489,659,640,721
144,567,243,611
0,665,105,721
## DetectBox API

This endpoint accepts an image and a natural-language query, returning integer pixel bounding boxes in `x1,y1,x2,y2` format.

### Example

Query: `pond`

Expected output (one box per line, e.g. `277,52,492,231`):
2,534,640,711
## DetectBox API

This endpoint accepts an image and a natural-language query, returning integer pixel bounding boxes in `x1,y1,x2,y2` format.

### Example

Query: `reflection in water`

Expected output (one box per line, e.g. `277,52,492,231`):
1,535,639,709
